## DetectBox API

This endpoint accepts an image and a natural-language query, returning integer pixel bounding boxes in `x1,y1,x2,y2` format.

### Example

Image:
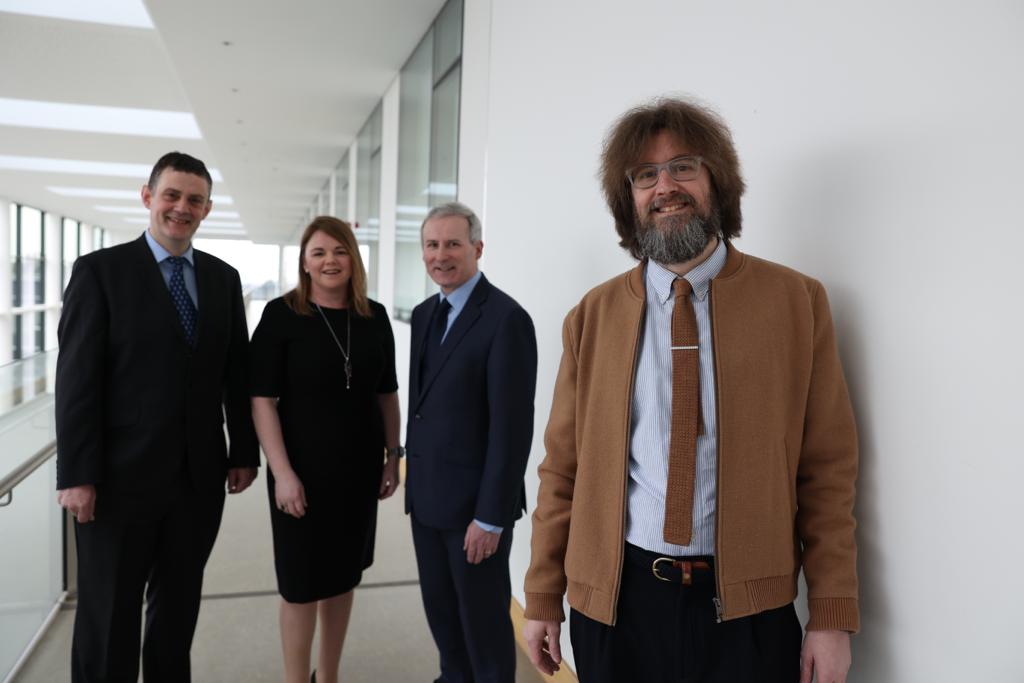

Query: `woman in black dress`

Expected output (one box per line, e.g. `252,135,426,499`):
250,216,401,683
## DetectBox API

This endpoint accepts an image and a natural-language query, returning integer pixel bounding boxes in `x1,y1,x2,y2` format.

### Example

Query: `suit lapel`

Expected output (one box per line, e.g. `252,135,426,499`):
193,250,213,349
411,297,436,399
416,276,491,406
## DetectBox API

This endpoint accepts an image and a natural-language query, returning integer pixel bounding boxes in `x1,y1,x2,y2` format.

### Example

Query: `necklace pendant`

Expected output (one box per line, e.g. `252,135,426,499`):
344,360,352,390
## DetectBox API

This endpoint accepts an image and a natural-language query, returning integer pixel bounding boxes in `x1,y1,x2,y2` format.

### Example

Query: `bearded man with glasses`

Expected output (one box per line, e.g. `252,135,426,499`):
523,98,859,683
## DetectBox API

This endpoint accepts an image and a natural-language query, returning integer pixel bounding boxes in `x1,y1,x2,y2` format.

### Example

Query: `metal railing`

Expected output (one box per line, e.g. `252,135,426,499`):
0,440,57,508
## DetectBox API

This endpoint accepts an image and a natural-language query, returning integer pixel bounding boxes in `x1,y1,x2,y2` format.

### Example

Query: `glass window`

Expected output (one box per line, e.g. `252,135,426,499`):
392,0,463,320
19,207,42,306
334,152,350,221
355,103,382,300
434,0,463,77
394,30,435,320
8,203,17,308
61,218,79,295
430,63,461,207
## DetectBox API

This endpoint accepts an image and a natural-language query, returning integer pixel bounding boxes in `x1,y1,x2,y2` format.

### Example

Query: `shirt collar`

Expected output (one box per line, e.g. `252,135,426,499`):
144,229,194,266
646,238,728,304
438,270,483,316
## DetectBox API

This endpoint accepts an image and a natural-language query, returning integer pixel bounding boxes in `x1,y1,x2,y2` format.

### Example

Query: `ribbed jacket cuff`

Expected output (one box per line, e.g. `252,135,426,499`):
806,597,860,633
524,593,565,622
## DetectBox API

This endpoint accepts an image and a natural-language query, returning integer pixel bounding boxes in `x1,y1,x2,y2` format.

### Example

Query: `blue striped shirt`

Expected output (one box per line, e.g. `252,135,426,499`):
625,239,726,556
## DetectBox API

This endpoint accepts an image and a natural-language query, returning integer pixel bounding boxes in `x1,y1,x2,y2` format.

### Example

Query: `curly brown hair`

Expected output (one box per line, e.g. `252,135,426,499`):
600,98,745,259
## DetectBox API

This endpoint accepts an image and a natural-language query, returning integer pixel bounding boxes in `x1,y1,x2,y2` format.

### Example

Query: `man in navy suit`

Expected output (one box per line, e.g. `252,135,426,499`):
405,201,538,683
55,152,258,682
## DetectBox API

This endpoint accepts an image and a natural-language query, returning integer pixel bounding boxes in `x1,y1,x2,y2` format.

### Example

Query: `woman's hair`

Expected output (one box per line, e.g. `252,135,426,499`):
283,216,371,317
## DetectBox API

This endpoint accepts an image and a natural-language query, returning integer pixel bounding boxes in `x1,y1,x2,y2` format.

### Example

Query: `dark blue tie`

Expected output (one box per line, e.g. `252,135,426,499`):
167,256,197,346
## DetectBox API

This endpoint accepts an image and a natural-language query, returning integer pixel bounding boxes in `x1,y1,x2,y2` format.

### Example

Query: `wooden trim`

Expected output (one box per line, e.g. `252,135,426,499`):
510,597,578,683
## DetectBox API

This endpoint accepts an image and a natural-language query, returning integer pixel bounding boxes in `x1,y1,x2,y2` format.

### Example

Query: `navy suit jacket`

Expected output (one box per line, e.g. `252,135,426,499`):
55,235,258,512
405,274,537,531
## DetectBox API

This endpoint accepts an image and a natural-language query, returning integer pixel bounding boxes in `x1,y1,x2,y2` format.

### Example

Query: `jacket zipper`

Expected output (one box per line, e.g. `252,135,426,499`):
709,280,724,623
611,297,646,626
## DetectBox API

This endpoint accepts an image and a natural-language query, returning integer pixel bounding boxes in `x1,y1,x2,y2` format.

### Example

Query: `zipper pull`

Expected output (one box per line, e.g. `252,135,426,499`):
712,597,723,623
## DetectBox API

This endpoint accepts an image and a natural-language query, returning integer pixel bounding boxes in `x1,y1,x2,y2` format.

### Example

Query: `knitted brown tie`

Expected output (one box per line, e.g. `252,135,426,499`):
664,278,700,546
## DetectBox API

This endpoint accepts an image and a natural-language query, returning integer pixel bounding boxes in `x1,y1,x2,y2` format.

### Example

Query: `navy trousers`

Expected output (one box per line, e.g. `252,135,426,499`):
411,515,516,683
71,483,225,683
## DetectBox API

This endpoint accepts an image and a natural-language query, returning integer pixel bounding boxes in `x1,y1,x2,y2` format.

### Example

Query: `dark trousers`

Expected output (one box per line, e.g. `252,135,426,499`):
71,484,225,683
570,544,802,683
411,515,516,683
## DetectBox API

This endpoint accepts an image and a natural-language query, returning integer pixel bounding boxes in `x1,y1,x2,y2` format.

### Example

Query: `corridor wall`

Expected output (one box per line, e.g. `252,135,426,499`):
459,0,1024,679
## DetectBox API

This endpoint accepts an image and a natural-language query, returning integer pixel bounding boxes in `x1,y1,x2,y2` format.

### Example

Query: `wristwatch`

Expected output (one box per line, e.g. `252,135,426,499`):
386,446,406,459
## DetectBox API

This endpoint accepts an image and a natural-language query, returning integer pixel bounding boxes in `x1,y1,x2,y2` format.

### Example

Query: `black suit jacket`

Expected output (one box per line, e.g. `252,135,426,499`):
55,235,258,510
405,274,538,530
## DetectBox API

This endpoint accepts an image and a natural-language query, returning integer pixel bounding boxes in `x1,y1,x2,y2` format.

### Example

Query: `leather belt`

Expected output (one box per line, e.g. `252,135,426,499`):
624,542,713,586
651,557,712,585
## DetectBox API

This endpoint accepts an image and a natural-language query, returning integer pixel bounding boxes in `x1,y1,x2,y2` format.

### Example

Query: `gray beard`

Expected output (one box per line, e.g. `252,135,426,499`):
636,208,721,265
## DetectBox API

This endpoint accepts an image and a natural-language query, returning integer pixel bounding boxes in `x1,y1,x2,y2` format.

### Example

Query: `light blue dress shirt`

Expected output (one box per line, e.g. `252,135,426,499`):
626,239,726,556
144,229,198,308
433,270,501,535
436,270,482,342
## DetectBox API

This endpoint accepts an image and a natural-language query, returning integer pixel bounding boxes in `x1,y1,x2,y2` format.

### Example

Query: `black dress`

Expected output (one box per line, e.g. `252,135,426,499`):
249,297,398,603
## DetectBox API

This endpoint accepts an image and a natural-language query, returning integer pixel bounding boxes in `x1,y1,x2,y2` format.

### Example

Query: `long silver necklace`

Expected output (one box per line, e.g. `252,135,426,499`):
314,303,352,389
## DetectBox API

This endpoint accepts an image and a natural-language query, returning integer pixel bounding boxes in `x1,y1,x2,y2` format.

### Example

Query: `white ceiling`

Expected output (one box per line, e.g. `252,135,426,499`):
0,0,447,243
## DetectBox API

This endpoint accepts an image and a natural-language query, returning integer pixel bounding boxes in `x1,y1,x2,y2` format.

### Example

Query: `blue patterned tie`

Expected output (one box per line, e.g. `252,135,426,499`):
167,256,197,346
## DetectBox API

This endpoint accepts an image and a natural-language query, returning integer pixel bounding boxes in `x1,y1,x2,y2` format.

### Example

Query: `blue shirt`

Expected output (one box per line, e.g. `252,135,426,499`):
434,270,501,534
144,230,198,308
436,270,482,342
626,239,726,555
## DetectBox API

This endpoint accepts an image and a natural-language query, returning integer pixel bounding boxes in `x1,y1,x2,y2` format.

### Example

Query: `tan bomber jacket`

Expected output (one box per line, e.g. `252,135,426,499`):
524,245,859,632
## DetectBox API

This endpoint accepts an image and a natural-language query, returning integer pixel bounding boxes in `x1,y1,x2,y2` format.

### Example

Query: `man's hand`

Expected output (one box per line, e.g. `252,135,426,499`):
378,455,400,499
524,619,562,675
57,484,96,523
463,521,500,564
274,469,307,518
800,630,851,683
227,467,257,494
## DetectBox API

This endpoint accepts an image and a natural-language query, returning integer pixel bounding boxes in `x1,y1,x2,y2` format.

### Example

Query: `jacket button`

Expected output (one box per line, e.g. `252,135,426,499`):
415,413,422,420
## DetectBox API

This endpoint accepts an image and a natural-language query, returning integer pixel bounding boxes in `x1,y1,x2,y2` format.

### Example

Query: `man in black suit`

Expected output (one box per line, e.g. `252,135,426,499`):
405,201,538,683
55,152,258,682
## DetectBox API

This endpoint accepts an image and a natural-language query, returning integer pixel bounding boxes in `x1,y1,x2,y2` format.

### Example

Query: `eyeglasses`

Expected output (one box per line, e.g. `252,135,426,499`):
626,156,703,189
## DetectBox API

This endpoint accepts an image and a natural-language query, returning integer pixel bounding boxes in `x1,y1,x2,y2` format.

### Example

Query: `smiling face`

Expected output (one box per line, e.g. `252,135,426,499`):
303,230,353,301
141,169,212,255
631,130,720,266
421,214,483,294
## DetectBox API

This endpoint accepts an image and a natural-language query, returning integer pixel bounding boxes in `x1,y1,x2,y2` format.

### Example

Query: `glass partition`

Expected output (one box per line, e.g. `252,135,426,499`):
355,103,383,299
393,0,463,320
334,152,350,222
0,365,61,681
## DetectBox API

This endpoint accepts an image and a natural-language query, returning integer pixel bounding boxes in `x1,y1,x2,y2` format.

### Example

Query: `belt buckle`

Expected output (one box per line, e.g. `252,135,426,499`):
651,557,693,584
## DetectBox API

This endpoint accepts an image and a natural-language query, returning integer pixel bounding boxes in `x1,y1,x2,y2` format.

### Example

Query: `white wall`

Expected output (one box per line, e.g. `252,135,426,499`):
463,1,1024,680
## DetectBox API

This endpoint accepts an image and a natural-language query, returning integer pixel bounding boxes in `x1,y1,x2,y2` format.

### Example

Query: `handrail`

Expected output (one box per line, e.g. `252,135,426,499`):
0,347,58,371
0,440,57,507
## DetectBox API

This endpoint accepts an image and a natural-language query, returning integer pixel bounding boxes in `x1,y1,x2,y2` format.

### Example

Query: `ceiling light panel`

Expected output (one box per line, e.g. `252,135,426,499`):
0,0,154,29
48,186,233,204
0,155,223,181
0,98,201,139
